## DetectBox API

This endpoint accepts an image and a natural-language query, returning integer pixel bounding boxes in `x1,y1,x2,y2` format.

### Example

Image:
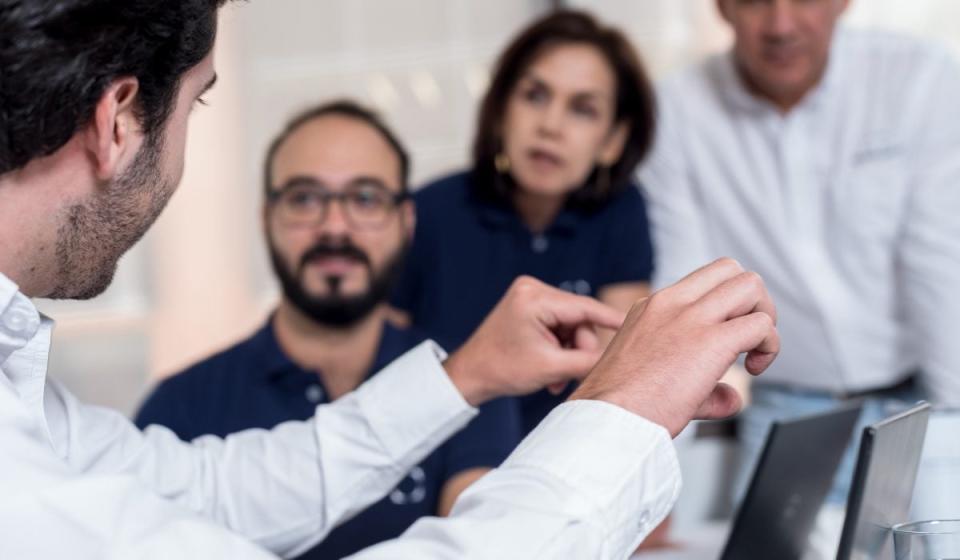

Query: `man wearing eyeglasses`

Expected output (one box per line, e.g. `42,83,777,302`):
135,100,521,559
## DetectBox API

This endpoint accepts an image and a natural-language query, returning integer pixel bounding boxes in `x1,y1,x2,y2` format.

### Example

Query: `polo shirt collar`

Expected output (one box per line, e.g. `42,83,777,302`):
474,193,581,236
476,198,514,229
369,321,411,373
251,317,297,381
718,25,847,115
255,314,410,382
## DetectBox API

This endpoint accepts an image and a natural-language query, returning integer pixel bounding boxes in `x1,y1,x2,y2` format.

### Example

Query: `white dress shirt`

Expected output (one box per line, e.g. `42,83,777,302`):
0,271,679,559
641,28,960,403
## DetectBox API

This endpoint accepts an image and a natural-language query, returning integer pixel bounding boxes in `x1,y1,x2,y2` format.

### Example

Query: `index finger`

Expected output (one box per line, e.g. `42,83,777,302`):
695,271,778,327
661,257,746,307
717,312,781,375
538,288,626,332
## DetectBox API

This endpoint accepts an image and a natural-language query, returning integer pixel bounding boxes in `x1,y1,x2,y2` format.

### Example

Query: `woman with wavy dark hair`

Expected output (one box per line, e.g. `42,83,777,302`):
393,9,658,435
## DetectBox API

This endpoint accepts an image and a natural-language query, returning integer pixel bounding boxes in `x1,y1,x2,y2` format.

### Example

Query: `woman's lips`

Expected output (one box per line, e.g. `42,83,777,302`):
526,148,564,171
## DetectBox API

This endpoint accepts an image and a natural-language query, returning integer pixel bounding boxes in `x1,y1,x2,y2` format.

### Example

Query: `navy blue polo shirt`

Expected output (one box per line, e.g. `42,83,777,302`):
135,319,520,560
392,171,655,435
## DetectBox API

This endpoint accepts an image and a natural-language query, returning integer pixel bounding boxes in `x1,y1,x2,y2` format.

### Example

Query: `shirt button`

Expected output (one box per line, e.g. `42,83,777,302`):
638,511,651,528
305,385,325,404
531,234,549,253
574,279,591,295
3,310,31,334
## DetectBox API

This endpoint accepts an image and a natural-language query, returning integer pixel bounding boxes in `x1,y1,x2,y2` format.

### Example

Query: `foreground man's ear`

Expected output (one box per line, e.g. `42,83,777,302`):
86,77,142,182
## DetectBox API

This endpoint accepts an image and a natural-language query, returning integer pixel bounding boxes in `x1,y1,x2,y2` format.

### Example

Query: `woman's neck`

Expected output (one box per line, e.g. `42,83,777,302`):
511,189,566,234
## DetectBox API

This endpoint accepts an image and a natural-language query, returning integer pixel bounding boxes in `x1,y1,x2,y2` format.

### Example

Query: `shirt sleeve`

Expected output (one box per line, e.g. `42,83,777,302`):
899,52,960,406
5,379,680,560
0,372,276,559
441,396,522,481
347,400,682,559
639,86,717,289
595,185,656,289
38,341,478,558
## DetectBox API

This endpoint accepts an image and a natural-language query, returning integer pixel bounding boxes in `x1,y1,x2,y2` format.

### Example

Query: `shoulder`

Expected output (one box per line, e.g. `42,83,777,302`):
148,328,264,399
845,27,952,65
380,324,431,361
837,28,960,131
408,170,483,249
394,324,430,347
597,183,649,224
370,320,435,364
608,181,645,207
181,331,263,381
135,327,270,431
413,170,472,208
653,54,733,140
842,28,957,87
657,54,728,107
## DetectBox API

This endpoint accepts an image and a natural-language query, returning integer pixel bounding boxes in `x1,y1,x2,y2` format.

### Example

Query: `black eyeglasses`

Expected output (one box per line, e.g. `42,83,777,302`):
268,177,408,230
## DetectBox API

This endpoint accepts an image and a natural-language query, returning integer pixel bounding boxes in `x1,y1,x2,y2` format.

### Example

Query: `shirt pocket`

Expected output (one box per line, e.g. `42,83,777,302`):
835,141,910,245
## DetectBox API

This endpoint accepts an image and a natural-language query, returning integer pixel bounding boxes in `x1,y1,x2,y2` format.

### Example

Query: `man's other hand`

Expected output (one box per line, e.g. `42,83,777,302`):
444,276,625,407
571,258,780,437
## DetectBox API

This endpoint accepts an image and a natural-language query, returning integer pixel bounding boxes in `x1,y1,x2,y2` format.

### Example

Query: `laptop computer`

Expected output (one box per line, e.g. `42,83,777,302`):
835,402,931,560
632,406,862,560
718,404,862,560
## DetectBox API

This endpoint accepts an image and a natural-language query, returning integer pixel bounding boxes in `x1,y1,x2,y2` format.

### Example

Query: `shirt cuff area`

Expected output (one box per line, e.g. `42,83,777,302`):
351,340,477,461
503,399,681,553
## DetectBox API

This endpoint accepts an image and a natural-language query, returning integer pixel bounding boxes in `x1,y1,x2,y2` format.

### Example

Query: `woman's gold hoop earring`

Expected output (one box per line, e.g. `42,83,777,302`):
494,152,511,174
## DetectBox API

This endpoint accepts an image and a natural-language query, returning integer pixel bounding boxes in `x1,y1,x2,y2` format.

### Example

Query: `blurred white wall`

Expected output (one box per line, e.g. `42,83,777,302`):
37,0,960,417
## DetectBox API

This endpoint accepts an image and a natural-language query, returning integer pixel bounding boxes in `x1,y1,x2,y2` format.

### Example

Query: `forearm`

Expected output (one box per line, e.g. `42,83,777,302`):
56,342,477,556
348,401,681,559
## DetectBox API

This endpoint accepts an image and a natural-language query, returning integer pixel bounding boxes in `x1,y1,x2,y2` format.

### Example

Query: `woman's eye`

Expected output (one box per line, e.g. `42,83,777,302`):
572,103,598,119
522,86,548,104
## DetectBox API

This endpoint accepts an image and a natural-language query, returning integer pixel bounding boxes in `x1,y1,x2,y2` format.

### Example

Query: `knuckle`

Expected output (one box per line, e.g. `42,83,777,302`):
630,295,650,313
511,275,538,295
740,270,765,292
752,311,775,330
644,290,668,311
715,256,743,274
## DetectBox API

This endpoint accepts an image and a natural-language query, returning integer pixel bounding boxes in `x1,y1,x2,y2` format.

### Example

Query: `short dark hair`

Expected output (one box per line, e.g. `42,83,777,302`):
471,9,656,211
0,0,233,175
262,99,411,196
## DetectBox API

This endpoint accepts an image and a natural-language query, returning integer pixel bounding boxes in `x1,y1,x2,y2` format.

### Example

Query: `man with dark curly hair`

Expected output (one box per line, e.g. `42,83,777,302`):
0,2,779,558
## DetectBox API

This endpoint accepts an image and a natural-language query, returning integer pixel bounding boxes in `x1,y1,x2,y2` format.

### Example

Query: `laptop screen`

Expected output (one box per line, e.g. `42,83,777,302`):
721,405,861,560
835,402,931,560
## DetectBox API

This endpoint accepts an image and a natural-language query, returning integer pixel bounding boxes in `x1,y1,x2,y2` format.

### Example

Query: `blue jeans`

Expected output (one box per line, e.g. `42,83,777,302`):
733,382,925,508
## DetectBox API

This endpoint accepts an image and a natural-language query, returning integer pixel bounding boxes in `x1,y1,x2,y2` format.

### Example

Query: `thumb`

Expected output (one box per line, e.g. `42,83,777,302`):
544,346,605,384
692,382,743,422
547,381,570,395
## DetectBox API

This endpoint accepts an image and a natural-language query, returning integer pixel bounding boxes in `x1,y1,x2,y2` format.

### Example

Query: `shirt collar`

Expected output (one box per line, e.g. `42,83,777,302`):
251,317,299,380
717,26,847,115
256,315,412,382
369,321,413,373
474,193,581,236
0,272,43,366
